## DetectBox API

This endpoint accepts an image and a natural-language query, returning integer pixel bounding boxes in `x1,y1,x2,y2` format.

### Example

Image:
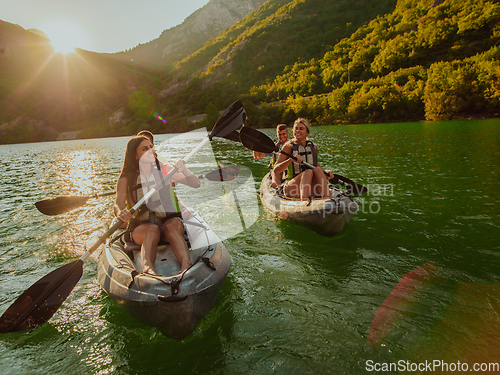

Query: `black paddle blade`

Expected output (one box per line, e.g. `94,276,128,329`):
209,100,246,139
35,196,90,216
239,126,277,154
203,165,241,182
330,175,368,195
0,260,83,333
222,129,241,142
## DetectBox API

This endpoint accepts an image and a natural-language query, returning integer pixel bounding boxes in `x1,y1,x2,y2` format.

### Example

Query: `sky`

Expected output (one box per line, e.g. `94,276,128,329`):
2,0,211,53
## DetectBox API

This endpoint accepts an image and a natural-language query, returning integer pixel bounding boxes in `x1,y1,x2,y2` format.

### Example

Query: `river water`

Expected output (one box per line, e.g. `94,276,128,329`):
0,118,499,374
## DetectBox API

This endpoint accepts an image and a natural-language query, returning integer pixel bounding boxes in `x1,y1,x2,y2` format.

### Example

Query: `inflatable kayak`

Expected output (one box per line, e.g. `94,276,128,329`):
259,173,358,236
97,210,230,339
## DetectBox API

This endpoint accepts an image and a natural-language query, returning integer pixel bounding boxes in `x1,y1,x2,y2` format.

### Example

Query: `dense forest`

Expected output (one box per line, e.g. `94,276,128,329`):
258,0,500,125
1,0,499,144
162,0,500,127
159,0,400,121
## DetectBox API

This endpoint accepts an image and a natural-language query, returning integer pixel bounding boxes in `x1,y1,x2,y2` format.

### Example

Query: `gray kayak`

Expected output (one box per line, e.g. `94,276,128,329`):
259,173,358,237
97,211,231,339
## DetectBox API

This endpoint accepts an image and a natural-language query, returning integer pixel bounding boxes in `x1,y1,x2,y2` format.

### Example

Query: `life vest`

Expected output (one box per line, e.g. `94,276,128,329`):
268,141,286,169
127,162,180,223
286,140,318,179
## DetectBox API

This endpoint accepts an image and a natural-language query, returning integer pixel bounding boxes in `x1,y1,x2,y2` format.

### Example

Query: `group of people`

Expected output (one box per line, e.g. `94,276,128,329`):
253,118,333,200
115,119,331,276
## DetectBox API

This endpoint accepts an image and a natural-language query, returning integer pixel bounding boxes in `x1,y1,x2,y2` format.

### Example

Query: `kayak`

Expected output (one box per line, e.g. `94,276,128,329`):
97,210,230,339
259,173,358,236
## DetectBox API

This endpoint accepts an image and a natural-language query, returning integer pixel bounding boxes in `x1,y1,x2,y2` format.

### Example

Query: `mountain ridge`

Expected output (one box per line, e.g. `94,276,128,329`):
115,0,267,69
158,0,500,126
1,0,499,144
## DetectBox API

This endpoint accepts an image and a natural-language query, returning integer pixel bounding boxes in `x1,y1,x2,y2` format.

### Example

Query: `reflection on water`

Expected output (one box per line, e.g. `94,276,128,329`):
44,149,113,259
0,119,499,373
56,150,101,195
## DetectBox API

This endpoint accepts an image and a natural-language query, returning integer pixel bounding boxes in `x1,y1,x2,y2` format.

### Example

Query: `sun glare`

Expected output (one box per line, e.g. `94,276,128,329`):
41,19,92,54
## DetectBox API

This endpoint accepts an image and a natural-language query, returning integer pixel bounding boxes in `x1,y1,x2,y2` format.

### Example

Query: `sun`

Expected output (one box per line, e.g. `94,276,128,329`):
41,19,92,54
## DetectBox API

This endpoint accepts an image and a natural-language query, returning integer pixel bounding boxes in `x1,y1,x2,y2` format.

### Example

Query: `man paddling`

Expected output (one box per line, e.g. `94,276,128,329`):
253,124,289,187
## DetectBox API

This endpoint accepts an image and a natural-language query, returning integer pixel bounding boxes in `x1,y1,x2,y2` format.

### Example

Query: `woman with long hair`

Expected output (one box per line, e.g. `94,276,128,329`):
114,135,200,275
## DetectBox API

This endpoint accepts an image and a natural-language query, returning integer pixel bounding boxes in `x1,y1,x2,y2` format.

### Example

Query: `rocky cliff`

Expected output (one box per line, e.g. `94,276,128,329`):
116,0,267,68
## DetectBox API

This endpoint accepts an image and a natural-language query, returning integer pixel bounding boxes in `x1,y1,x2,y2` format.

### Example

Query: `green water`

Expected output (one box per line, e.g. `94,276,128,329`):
0,119,499,374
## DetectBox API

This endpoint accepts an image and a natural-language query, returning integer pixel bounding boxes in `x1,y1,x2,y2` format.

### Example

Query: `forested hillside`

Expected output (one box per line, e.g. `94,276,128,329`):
252,0,500,125
0,21,156,144
161,0,500,127
1,0,499,144
159,0,398,117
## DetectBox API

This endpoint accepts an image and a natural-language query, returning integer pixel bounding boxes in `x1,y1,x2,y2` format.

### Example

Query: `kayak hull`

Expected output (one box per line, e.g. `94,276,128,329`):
97,211,230,339
259,173,358,236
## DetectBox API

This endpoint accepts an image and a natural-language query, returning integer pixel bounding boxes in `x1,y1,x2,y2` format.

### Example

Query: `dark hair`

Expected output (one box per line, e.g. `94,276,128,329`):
137,130,154,143
120,135,150,178
277,124,287,131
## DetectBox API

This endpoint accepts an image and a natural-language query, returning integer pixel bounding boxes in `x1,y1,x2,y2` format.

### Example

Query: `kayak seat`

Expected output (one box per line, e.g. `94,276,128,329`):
118,226,191,262
119,230,138,261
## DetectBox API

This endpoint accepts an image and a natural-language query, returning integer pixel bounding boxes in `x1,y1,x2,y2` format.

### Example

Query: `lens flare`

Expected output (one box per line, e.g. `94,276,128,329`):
153,111,167,124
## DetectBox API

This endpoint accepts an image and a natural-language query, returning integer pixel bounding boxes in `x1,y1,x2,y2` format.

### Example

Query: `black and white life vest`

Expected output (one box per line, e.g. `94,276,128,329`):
286,140,318,179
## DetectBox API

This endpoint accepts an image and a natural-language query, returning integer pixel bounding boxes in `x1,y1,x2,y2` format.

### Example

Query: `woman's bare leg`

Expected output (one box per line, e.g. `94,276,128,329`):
285,175,302,198
300,169,313,199
312,167,331,197
161,218,192,273
132,224,161,274
285,170,313,199
270,172,284,188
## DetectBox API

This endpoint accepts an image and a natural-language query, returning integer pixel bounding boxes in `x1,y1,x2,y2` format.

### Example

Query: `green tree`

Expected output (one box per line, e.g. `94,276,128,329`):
128,91,155,118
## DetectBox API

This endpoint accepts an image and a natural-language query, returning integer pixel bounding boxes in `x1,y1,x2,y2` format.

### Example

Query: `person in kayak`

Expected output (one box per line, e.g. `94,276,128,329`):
114,130,193,232
253,124,290,187
115,131,157,229
114,135,200,275
273,118,334,200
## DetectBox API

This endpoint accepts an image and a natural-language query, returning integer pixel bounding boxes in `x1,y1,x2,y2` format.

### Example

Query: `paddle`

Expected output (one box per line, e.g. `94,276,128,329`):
201,165,241,183
0,100,246,334
239,126,368,195
35,192,114,216
35,165,242,216
220,129,241,143
199,165,241,182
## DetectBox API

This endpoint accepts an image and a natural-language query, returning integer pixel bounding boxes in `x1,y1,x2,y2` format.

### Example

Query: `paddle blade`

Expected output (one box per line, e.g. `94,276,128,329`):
204,165,241,182
239,126,277,154
35,196,90,216
330,175,368,195
222,129,241,142
0,260,83,333
209,100,246,139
